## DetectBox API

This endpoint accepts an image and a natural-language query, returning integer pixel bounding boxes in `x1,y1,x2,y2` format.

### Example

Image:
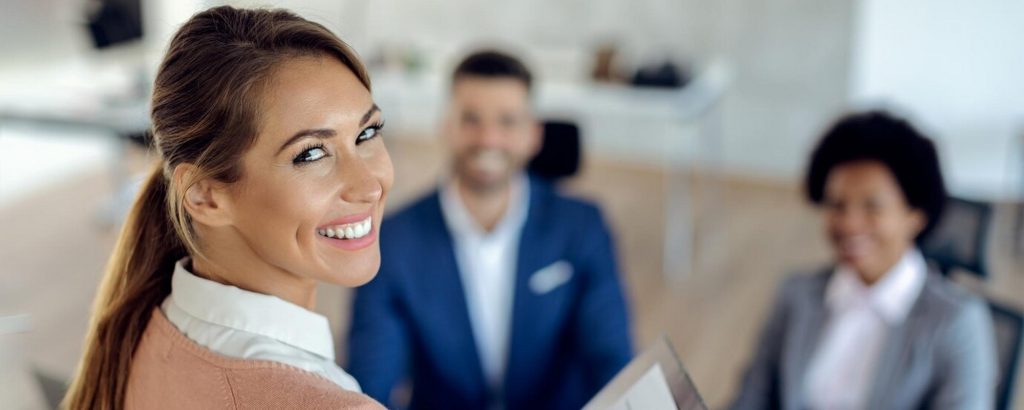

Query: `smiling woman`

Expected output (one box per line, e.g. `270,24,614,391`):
731,111,996,410
63,6,390,410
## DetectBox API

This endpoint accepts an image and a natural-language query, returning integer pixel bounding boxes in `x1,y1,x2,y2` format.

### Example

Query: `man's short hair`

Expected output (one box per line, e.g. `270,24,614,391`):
451,50,532,92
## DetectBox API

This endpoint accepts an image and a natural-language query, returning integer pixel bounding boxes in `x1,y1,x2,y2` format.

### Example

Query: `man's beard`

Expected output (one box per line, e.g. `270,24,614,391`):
454,148,518,195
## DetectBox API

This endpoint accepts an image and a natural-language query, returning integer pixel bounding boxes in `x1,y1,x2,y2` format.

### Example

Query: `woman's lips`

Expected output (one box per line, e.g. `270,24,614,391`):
318,211,372,228
837,235,873,260
317,223,377,251
318,216,372,240
316,211,377,251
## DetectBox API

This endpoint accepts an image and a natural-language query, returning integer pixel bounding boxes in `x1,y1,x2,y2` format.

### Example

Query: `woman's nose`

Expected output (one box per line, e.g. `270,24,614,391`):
338,156,383,204
834,209,867,234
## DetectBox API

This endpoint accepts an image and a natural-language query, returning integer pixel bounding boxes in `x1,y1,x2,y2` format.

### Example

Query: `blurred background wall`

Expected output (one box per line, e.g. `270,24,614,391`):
5,0,1021,192
1,0,1021,408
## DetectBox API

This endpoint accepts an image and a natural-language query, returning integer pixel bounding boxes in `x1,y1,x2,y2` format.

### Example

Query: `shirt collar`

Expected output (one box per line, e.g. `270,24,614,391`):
168,258,336,360
439,174,530,240
826,248,927,324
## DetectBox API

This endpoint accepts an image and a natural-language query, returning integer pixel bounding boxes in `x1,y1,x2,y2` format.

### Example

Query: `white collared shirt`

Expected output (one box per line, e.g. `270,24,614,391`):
805,249,928,409
161,258,361,392
439,175,530,392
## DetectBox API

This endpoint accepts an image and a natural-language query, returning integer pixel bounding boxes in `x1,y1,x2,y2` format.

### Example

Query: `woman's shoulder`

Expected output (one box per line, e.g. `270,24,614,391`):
775,269,833,301
223,367,383,409
915,272,990,324
128,309,383,409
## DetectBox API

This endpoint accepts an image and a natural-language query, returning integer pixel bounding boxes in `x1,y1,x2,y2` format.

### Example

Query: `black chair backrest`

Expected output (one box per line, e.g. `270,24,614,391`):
528,120,581,182
989,300,1023,410
920,196,993,278
1018,131,1024,252
916,190,1021,408
87,0,143,49
32,367,67,410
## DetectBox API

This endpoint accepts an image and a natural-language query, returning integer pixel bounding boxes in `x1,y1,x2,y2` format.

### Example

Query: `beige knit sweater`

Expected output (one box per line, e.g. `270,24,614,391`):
125,309,384,409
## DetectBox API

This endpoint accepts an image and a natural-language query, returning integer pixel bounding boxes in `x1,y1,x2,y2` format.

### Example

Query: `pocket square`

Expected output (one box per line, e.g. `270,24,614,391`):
529,261,574,295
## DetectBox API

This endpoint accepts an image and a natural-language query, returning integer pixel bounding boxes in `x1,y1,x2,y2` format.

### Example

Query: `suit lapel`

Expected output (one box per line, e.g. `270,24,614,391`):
865,320,913,408
423,193,489,397
503,180,549,403
783,273,830,409
864,271,933,408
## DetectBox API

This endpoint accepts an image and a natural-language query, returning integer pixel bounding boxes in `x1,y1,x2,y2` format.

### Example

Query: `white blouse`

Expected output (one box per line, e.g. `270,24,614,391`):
160,258,361,392
804,249,927,409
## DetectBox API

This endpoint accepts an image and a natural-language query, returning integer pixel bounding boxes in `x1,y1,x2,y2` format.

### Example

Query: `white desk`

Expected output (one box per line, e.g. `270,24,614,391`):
372,64,730,280
0,58,150,136
0,58,151,223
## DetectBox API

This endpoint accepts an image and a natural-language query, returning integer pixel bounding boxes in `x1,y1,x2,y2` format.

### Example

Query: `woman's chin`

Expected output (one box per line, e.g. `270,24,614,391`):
321,254,380,288
344,269,379,287
838,252,872,272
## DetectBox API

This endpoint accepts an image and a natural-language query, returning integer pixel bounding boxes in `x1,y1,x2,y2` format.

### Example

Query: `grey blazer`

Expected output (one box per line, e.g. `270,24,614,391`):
730,269,997,410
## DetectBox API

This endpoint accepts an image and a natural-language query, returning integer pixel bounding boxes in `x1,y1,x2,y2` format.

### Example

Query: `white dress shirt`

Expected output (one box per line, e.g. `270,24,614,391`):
805,249,928,409
439,175,530,392
161,258,361,392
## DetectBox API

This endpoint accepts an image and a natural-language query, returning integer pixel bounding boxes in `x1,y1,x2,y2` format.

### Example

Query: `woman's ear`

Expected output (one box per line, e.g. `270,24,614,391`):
173,164,234,228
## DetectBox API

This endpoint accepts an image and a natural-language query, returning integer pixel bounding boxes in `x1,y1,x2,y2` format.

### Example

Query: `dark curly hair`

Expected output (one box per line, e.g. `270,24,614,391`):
805,110,947,240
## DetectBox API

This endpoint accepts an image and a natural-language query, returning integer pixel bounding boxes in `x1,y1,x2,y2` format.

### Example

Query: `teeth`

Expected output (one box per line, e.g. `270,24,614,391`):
318,216,373,240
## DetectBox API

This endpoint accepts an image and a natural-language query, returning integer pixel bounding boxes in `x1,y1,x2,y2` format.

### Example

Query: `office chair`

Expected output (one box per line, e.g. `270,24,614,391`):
920,196,993,279
32,367,67,410
528,120,581,182
919,197,1022,409
87,0,143,49
1017,204,1024,257
1017,132,1024,255
990,301,1023,410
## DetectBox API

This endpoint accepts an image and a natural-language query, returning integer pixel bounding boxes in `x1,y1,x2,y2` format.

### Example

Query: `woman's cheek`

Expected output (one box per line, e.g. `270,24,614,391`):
371,148,395,191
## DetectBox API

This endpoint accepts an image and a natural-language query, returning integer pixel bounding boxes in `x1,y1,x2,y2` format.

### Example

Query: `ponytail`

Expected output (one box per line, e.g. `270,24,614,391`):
63,163,186,409
62,6,372,409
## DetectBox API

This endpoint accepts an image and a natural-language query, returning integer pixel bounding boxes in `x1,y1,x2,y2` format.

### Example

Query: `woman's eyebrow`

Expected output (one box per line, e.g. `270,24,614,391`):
360,103,381,126
277,129,336,154
276,104,380,155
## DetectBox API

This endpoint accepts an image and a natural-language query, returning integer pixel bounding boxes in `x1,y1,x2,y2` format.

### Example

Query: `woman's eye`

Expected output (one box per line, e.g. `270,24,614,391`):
357,123,384,143
864,197,887,211
294,146,327,164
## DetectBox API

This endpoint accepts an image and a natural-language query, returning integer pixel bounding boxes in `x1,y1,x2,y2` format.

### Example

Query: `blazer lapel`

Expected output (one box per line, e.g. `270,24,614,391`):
783,273,830,409
864,320,914,408
423,193,489,398
864,270,935,409
503,180,550,403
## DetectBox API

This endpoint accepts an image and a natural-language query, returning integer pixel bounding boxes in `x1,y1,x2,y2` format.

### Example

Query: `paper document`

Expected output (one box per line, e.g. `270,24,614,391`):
584,336,707,410
607,363,678,410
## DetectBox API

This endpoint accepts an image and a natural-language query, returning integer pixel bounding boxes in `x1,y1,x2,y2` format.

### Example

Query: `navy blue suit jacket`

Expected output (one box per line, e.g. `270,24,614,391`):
347,177,632,409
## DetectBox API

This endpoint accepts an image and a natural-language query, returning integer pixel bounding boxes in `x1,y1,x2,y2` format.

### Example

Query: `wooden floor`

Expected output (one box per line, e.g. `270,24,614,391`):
2,136,1022,408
